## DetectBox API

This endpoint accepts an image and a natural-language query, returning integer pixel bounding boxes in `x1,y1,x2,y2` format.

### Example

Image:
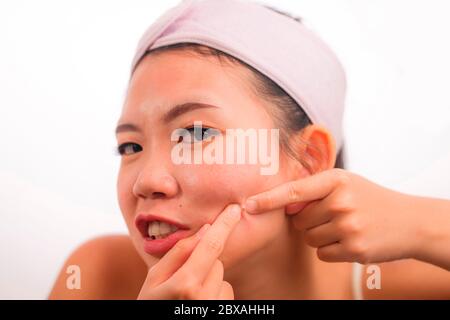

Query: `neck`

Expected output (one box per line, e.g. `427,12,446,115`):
224,217,321,300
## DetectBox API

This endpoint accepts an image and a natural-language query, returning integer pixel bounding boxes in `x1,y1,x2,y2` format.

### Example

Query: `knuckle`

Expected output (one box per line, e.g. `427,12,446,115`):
333,168,351,186
346,240,369,263
287,182,301,202
336,216,362,234
329,192,356,213
262,192,274,209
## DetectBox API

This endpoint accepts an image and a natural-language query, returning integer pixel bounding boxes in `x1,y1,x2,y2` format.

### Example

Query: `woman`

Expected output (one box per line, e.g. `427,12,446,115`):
49,0,450,299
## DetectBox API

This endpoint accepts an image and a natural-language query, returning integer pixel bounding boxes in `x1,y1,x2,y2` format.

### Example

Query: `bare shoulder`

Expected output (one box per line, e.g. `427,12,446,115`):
362,258,450,299
48,234,147,299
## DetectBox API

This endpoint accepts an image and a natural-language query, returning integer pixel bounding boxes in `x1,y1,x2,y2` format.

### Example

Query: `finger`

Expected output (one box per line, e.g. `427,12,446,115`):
198,260,224,299
316,242,346,262
244,169,349,214
292,200,332,230
174,204,241,286
218,281,234,300
144,223,211,288
138,282,176,300
285,201,310,215
303,221,341,248
294,184,355,230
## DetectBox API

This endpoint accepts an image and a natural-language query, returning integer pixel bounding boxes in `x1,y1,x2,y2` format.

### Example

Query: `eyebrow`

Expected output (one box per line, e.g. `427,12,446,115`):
115,123,140,135
162,102,219,123
115,102,219,135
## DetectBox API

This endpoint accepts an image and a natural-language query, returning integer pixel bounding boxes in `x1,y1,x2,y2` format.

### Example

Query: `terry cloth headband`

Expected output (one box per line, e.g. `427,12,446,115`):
129,0,347,152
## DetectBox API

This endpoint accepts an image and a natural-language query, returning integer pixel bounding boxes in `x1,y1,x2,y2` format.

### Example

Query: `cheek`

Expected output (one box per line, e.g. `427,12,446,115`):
177,161,274,221
177,162,287,267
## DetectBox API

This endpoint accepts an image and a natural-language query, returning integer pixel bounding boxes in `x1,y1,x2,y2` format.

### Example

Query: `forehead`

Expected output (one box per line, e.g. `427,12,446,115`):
123,50,255,114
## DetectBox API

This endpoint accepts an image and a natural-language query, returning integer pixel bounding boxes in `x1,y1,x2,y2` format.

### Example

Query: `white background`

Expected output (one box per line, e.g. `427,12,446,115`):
1,0,449,299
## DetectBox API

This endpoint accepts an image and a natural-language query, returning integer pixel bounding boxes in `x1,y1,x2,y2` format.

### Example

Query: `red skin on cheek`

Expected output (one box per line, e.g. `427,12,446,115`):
176,163,265,208
172,163,262,228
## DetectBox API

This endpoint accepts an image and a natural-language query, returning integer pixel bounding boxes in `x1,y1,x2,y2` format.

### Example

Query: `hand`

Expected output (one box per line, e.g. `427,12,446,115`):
244,168,422,264
137,204,241,299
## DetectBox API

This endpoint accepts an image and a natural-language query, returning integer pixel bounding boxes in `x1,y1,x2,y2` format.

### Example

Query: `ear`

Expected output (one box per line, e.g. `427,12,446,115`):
291,124,337,174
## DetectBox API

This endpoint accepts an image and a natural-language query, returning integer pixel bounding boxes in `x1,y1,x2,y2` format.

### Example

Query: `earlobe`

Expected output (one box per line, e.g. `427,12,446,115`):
300,124,337,173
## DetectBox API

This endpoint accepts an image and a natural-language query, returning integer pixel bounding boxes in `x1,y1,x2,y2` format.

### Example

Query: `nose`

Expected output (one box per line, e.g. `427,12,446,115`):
132,164,179,200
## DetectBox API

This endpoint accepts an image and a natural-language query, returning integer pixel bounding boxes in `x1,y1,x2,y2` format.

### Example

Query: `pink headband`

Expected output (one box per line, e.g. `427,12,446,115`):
130,0,347,151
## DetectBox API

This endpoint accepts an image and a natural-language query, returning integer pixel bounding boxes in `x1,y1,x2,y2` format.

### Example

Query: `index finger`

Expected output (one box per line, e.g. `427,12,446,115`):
144,223,211,287
174,203,241,284
243,169,350,214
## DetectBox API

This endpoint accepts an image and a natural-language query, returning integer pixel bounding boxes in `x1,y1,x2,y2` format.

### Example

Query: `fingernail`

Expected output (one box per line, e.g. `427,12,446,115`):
197,224,210,238
244,199,258,213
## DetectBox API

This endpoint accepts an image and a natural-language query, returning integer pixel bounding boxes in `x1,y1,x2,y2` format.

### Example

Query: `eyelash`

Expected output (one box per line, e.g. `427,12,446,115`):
116,126,220,156
179,126,220,144
116,142,142,156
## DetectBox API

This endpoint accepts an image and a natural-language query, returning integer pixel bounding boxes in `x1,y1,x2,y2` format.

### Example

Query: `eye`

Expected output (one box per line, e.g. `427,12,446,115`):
179,126,221,143
116,142,142,156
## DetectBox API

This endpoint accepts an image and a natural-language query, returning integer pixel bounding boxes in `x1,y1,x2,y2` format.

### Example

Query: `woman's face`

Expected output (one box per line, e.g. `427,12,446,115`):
116,50,301,269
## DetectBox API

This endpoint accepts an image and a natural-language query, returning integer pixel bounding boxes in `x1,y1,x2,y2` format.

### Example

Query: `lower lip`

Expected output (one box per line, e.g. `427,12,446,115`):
142,229,191,255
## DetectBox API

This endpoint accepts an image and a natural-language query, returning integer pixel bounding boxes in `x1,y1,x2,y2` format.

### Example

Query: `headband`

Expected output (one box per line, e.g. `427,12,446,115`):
129,0,347,151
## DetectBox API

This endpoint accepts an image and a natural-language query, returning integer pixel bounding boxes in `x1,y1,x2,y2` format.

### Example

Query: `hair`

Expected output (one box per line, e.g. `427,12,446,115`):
138,5,345,172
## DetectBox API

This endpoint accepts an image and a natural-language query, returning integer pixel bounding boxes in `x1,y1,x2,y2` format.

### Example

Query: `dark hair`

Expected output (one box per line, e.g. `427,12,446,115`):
139,6,345,172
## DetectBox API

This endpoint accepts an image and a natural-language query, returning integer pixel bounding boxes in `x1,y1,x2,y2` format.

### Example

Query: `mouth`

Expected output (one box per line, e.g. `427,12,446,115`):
135,213,192,255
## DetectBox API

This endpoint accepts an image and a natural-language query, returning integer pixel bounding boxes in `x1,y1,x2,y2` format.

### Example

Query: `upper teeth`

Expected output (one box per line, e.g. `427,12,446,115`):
147,221,178,238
